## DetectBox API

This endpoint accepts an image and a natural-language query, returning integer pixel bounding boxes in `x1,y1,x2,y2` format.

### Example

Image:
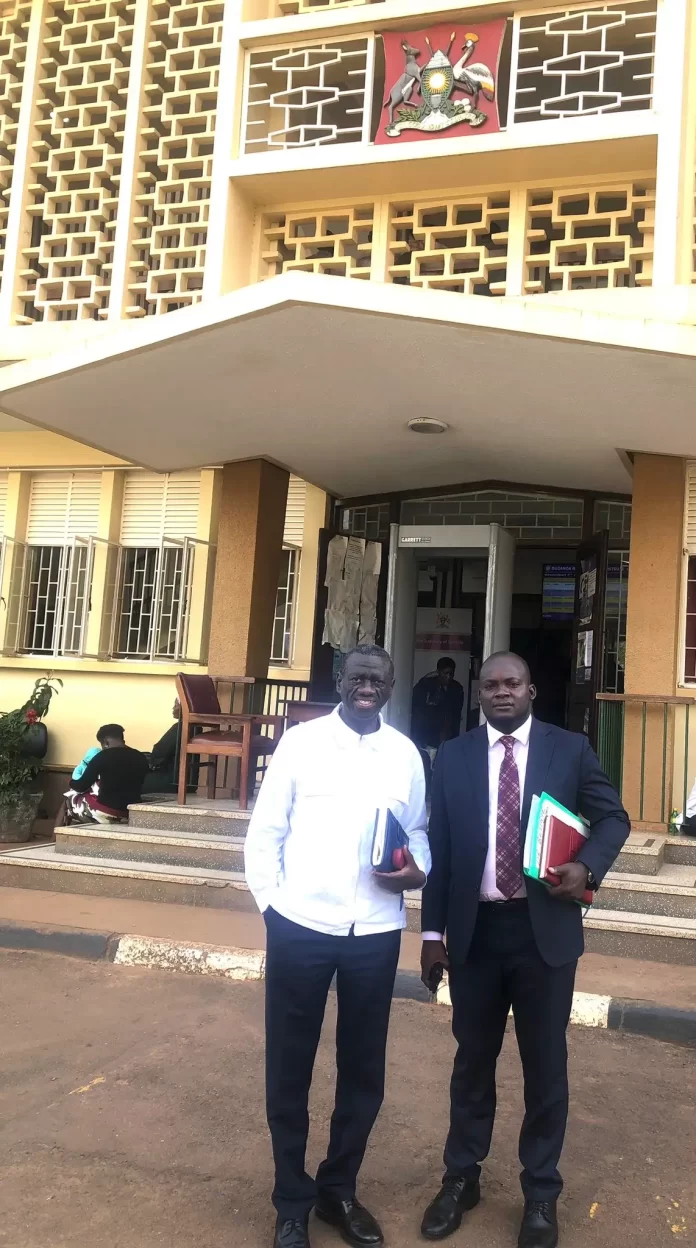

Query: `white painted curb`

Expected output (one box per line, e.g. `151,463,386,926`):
435,973,610,1028
114,935,265,981
111,935,611,1027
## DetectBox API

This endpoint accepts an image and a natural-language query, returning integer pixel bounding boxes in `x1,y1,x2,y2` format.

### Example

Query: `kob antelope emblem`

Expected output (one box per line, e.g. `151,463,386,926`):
379,22,505,142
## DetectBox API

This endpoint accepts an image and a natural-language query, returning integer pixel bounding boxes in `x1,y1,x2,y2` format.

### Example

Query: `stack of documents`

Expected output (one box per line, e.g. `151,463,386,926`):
524,792,594,906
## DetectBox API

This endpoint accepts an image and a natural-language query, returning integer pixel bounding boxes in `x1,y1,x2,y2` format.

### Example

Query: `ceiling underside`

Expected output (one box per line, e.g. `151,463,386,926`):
1,275,696,497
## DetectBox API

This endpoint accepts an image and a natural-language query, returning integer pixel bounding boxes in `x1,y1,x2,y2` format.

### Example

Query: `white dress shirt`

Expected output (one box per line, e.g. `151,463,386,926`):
245,705,431,937
423,715,532,941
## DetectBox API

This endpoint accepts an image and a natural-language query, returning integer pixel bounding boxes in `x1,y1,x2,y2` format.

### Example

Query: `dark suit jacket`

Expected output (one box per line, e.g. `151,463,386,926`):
421,719,630,968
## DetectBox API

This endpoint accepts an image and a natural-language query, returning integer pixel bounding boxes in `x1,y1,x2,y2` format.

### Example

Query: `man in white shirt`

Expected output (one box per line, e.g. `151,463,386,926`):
419,652,629,1248
245,644,430,1248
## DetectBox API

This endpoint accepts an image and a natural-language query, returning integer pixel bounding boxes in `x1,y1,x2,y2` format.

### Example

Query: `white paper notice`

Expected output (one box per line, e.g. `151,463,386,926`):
325,535,347,586
358,541,381,645
323,535,367,652
362,541,382,578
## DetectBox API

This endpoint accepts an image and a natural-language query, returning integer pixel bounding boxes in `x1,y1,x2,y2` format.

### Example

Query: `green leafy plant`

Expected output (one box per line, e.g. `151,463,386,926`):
0,676,62,808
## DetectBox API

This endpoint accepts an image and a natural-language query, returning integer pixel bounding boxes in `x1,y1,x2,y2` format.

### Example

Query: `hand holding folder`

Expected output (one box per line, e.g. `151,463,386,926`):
372,809,426,895
523,792,594,906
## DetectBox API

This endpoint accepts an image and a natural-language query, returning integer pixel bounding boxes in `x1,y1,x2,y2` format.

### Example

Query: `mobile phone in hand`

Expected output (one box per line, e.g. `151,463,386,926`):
426,962,445,995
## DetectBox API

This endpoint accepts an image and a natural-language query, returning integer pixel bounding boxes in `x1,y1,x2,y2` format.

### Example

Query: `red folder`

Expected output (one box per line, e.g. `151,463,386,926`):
541,814,594,906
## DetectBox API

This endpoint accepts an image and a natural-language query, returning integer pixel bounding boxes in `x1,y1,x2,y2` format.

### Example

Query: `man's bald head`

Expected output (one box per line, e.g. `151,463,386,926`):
480,651,531,684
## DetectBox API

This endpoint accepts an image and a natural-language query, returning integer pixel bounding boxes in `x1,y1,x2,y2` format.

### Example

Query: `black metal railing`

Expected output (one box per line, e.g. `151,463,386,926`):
209,676,311,796
211,676,310,716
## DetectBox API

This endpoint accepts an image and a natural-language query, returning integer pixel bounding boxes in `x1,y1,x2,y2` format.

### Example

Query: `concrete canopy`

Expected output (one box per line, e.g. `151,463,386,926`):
2,274,696,497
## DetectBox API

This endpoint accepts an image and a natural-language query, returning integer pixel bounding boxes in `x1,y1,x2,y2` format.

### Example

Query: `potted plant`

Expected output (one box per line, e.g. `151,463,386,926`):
0,676,62,842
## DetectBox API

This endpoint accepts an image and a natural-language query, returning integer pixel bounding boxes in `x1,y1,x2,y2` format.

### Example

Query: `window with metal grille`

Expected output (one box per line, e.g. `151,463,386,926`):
21,542,92,656
602,553,629,694
271,548,298,664
113,543,193,660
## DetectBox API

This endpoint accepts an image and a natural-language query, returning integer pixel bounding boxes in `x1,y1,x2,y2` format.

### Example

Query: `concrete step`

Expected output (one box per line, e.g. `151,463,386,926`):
0,843,426,923
597,863,696,920
664,835,696,867
0,845,256,911
584,908,696,965
128,799,252,839
613,832,666,877
55,826,245,872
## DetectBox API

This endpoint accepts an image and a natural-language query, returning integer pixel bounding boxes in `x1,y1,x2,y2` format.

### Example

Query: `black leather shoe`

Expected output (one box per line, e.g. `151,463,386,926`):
420,1175,481,1240
273,1216,311,1248
517,1200,559,1248
315,1195,384,1247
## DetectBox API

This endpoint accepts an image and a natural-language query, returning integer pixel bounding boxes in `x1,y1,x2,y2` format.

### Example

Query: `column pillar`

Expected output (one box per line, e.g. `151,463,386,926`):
622,454,685,826
208,460,289,677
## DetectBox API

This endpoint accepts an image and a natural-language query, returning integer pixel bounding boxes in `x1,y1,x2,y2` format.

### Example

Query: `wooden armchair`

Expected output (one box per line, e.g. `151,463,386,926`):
286,701,336,728
175,674,283,809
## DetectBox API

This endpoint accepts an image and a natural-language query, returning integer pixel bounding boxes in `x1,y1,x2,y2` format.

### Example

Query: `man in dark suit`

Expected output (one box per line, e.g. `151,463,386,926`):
420,652,629,1248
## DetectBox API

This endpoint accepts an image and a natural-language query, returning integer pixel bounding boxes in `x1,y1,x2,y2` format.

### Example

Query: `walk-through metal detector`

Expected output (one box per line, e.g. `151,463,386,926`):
383,524,516,734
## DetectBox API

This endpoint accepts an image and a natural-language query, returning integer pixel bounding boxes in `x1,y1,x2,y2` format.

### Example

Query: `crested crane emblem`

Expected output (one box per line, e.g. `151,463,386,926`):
382,27,499,139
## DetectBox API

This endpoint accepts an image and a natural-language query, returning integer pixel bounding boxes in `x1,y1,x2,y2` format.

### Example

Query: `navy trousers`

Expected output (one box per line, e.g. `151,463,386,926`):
445,900,577,1200
264,907,401,1221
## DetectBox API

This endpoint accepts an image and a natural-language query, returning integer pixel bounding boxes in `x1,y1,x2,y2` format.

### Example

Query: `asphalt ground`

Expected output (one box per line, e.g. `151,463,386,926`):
0,950,693,1248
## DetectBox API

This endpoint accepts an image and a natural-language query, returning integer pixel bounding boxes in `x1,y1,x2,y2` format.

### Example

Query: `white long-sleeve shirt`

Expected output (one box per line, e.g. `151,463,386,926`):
245,704,431,936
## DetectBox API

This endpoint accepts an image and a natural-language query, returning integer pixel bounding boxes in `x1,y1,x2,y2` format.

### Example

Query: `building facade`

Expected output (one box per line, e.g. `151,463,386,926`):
0,0,696,822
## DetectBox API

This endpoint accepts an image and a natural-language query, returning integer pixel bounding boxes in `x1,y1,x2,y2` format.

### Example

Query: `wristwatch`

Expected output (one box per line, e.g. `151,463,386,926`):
586,869,598,890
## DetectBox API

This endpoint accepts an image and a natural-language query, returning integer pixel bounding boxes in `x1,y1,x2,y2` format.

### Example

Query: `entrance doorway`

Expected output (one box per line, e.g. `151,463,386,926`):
383,525,589,740
384,524,514,735
309,513,626,749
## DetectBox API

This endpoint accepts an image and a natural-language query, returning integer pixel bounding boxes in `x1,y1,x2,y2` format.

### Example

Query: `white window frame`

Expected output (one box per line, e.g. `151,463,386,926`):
108,536,211,662
9,536,97,658
271,547,299,665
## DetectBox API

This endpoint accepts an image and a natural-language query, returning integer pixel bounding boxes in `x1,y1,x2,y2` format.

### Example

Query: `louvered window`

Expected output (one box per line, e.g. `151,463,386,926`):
111,471,201,660
271,549,298,664
684,464,696,680
283,477,306,548
14,473,101,657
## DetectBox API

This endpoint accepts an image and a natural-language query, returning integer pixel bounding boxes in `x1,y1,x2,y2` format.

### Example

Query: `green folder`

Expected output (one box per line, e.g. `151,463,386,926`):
523,791,589,884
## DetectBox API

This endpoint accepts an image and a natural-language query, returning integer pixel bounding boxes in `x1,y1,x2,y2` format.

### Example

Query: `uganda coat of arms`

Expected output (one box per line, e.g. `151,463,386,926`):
378,21,506,145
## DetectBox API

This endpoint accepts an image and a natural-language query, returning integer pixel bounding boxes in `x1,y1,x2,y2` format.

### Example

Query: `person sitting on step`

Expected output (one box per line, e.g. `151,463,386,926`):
68,724,149,825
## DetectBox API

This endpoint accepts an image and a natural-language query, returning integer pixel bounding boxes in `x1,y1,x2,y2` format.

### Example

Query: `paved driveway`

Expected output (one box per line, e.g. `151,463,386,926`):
0,951,693,1247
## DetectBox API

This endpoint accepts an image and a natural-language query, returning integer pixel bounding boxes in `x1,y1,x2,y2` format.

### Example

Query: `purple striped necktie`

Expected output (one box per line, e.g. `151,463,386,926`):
496,736,522,899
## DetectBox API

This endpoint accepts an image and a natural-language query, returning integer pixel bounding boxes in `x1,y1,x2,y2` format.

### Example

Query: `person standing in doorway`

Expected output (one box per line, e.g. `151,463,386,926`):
420,652,629,1248
411,657,465,772
245,644,430,1248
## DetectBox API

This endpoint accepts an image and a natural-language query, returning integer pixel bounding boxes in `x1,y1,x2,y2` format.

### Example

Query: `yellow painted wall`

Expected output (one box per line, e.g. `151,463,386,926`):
0,437,219,765
0,430,128,468
0,432,324,724
0,666,179,769
624,454,684,697
622,453,686,825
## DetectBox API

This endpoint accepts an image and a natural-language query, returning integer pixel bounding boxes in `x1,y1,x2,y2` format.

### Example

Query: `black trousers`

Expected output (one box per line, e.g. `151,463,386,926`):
445,900,577,1200
264,907,401,1221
